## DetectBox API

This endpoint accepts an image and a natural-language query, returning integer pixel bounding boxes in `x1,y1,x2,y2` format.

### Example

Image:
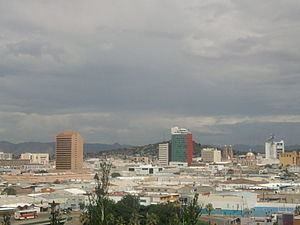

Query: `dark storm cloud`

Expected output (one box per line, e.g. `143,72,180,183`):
0,0,300,145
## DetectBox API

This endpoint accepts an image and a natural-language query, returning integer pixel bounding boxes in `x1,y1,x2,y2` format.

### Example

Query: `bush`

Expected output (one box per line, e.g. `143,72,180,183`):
111,172,121,178
1,187,16,195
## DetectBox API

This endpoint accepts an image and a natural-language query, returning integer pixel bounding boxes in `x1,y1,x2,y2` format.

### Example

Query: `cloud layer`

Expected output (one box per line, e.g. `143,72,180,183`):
0,0,300,145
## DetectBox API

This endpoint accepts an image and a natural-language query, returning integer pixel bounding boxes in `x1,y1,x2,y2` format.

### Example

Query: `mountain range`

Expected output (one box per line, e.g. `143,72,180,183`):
0,141,300,156
0,141,131,155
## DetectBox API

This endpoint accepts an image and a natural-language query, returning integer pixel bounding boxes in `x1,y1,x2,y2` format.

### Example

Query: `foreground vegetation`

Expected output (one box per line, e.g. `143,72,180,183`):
80,162,205,225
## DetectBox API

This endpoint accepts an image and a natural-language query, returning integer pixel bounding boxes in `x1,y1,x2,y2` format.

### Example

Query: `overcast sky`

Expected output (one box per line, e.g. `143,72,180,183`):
0,0,300,145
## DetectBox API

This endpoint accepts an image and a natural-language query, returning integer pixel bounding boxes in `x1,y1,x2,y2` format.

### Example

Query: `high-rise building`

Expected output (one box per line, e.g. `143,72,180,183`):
21,153,49,165
55,131,83,170
159,143,169,166
265,135,285,159
201,148,222,163
170,127,193,166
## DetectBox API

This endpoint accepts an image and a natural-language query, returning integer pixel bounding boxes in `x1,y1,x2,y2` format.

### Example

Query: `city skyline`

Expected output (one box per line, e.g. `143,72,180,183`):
0,1,300,145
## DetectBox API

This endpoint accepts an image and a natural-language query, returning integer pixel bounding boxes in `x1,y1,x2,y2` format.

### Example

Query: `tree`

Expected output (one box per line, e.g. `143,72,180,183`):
49,201,61,225
295,206,300,215
1,213,11,225
146,213,159,225
114,195,140,224
180,194,203,225
205,203,214,216
115,217,126,225
1,187,16,195
83,162,114,225
243,208,251,217
79,202,85,210
111,172,121,178
128,211,140,225
53,179,61,184
147,203,178,225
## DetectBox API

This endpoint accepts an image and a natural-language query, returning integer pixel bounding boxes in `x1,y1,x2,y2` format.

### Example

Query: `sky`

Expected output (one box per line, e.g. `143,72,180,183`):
0,0,300,145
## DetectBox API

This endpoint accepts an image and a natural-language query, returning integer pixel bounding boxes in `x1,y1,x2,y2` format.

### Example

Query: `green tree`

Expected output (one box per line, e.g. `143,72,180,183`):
205,203,214,216
146,213,159,225
295,205,300,215
1,187,16,195
49,201,61,225
111,172,121,178
180,194,203,225
114,195,140,224
83,162,114,225
79,202,85,210
147,203,178,225
1,213,11,225
128,211,140,225
79,211,89,225
115,217,126,225
243,208,251,217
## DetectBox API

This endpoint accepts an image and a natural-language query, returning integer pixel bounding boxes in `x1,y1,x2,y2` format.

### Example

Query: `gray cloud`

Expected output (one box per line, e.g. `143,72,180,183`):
0,0,300,145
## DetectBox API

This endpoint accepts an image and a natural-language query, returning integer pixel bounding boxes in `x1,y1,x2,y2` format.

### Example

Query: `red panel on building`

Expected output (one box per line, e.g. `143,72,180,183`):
187,133,193,166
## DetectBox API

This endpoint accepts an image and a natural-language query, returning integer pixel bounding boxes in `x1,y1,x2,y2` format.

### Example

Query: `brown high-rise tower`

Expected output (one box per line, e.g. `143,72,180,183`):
55,131,83,170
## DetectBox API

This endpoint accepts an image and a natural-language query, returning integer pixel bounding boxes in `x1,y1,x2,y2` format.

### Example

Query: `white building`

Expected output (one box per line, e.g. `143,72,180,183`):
0,152,12,160
127,165,164,175
159,143,169,166
171,127,191,135
201,148,221,163
265,135,284,159
20,153,49,165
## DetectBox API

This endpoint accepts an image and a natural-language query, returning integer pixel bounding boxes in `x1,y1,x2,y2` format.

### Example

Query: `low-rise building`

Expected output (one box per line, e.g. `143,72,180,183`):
127,165,163,175
21,153,49,165
0,159,30,168
132,157,150,164
0,152,12,160
279,152,300,166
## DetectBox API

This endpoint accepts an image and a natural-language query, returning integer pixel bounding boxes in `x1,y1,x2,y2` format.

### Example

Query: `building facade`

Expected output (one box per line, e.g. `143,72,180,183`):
132,157,150,164
21,153,49,165
222,145,233,161
158,143,169,166
0,152,12,160
0,159,30,168
55,131,83,170
265,135,285,159
279,152,300,166
201,148,222,163
170,127,193,166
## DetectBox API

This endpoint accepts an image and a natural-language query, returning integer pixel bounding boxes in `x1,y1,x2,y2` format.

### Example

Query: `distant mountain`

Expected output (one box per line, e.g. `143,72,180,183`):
94,141,202,158
1,140,299,157
232,144,300,153
232,144,264,153
0,141,132,155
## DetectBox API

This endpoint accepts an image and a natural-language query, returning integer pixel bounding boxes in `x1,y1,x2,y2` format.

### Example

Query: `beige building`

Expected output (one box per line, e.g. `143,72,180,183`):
279,152,300,166
21,153,49,165
222,145,233,161
201,148,222,163
0,159,30,168
132,157,150,164
55,131,83,170
158,143,169,166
